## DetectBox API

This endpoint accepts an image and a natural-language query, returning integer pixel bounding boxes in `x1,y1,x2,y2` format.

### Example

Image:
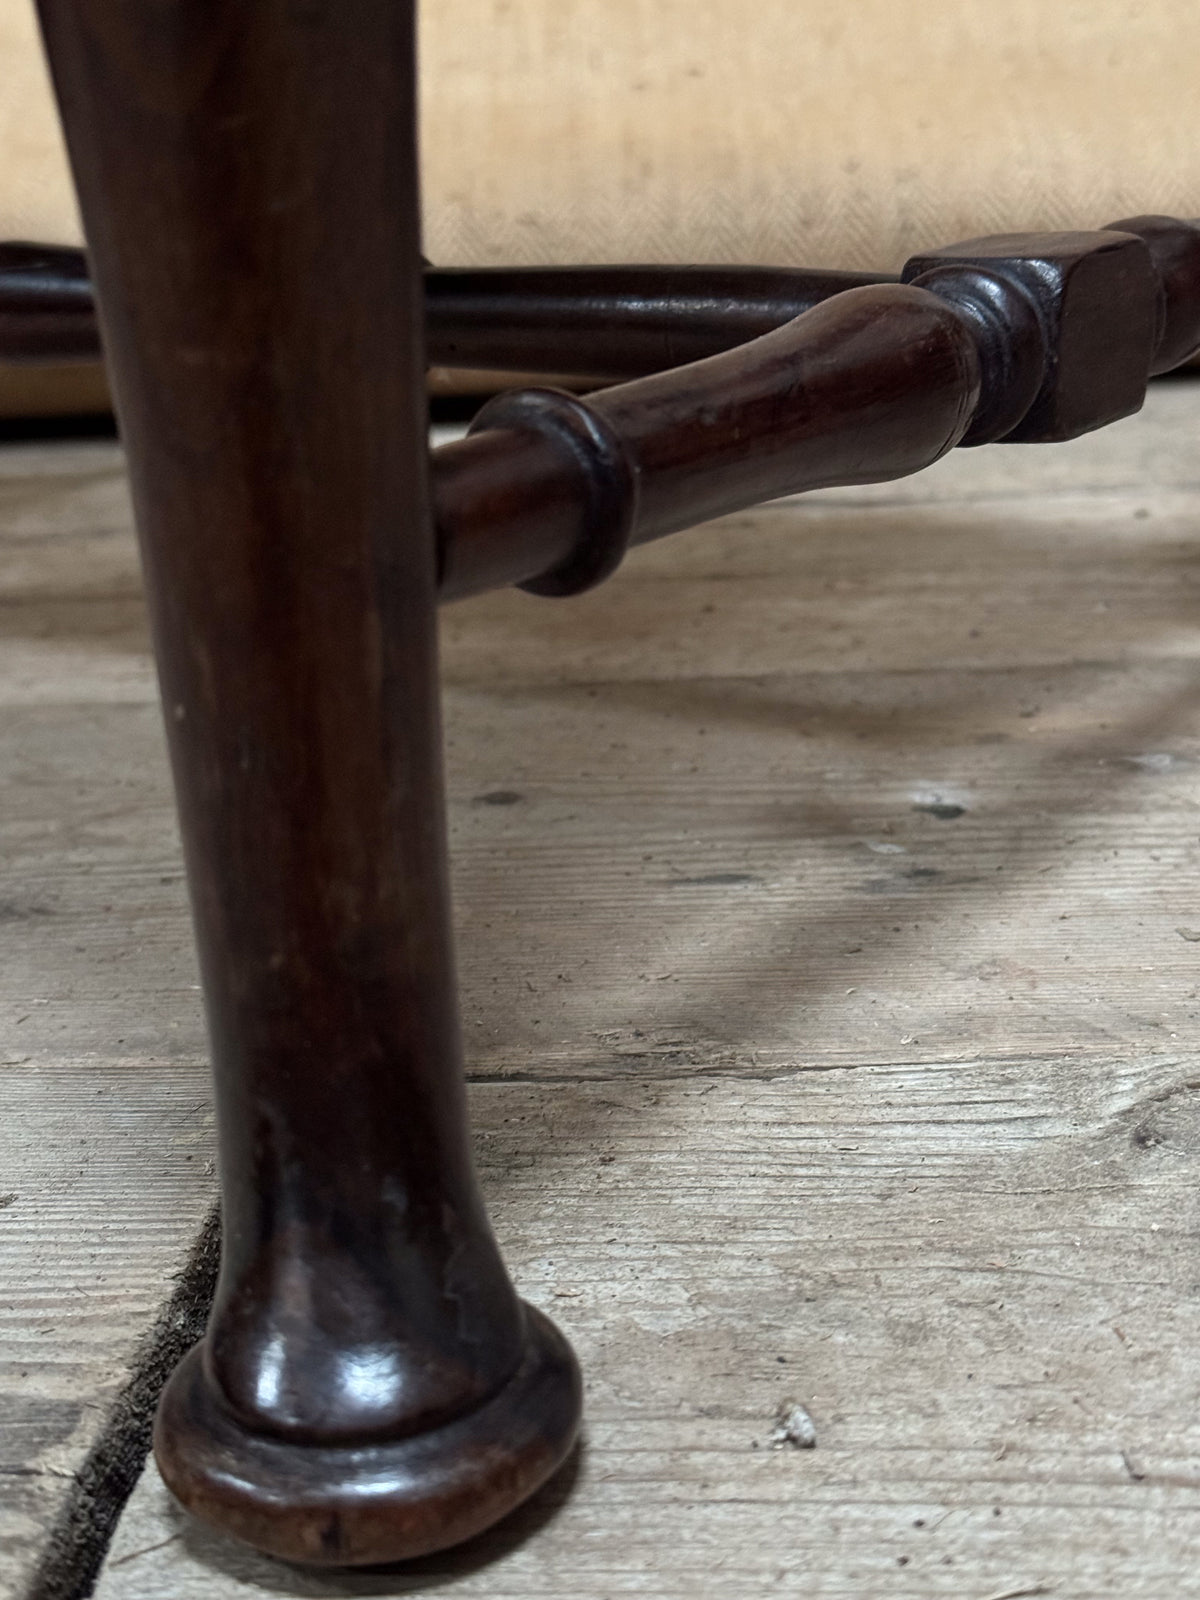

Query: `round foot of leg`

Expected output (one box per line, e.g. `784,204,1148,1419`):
154,1303,581,1567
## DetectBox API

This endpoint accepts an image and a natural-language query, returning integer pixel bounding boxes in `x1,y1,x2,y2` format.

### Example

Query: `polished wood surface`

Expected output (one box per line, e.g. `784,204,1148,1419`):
0,250,893,373
0,241,94,362
431,264,896,378
904,228,1160,441
34,0,578,1568
1107,212,1200,373
436,218,1200,598
435,284,979,598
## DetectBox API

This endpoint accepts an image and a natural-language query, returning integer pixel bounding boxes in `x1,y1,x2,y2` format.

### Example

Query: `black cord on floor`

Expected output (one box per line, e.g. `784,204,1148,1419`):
24,1208,220,1600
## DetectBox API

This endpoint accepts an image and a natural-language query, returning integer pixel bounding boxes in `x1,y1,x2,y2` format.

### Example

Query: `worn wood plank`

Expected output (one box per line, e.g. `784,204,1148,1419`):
0,1066,214,1598
10,657,1200,1079
98,1061,1200,1598
0,437,216,1598
443,655,1200,1078
2,382,1200,1593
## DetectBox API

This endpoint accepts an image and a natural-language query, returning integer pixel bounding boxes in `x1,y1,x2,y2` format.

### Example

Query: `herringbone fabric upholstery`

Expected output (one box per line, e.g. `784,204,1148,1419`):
7,0,1199,270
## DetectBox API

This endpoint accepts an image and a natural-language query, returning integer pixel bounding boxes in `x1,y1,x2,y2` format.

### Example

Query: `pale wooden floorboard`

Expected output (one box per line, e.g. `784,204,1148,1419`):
0,444,216,1599
0,1064,214,1596
99,1062,1200,1599
1,385,1200,1594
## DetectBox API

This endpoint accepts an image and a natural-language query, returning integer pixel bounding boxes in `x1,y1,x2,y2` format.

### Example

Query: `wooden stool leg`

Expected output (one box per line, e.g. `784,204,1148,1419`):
35,0,580,1566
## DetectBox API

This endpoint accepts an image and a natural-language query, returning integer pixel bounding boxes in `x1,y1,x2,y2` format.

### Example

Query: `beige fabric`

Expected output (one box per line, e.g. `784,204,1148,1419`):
5,0,1199,270
420,0,1200,268
0,0,79,242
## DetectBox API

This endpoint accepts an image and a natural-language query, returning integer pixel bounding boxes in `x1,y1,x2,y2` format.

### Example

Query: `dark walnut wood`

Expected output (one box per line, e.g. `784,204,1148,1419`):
903,229,1160,441
20,8,1200,1567
1105,214,1200,374
35,0,578,1570
0,241,95,361
435,284,980,598
423,264,897,378
435,219,1200,598
0,248,895,373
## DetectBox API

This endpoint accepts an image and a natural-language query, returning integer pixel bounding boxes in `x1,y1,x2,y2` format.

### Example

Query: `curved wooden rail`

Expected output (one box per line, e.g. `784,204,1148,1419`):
0,243,891,371
424,263,896,378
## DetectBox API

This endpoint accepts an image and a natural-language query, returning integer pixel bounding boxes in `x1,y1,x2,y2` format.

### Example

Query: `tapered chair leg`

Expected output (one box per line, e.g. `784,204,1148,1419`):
35,0,580,1566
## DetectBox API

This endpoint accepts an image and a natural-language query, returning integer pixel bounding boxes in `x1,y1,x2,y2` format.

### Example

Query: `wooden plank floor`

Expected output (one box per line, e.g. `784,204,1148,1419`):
4,384,1200,1596
0,441,217,1600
